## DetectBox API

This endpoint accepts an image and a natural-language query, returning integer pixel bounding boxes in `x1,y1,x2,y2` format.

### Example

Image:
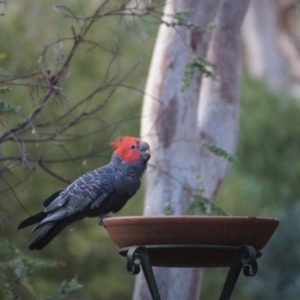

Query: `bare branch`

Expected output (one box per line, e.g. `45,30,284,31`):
39,161,71,184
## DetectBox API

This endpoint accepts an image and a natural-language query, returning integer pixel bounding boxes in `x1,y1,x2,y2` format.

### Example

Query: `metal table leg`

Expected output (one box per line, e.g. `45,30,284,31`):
219,245,261,300
126,246,161,300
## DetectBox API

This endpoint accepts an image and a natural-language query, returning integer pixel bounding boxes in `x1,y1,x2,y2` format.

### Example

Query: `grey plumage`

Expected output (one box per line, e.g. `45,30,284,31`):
18,138,150,250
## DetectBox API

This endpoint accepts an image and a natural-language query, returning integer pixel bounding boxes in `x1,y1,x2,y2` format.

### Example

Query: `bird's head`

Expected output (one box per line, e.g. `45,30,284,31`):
110,136,151,163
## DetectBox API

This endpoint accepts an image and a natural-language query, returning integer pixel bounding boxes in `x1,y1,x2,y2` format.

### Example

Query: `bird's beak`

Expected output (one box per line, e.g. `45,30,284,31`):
139,141,151,161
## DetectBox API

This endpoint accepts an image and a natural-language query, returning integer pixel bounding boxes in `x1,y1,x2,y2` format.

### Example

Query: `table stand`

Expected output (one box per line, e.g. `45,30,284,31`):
119,245,261,300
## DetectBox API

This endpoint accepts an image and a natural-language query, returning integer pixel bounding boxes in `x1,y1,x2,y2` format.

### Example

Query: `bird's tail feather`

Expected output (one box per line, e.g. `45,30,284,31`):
18,212,46,230
29,223,67,250
28,211,85,250
31,210,69,233
18,189,64,230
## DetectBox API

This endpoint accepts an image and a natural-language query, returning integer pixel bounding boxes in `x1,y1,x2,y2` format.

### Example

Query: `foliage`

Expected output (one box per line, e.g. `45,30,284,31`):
187,193,228,216
185,141,235,216
0,242,81,300
163,180,228,216
202,142,237,163
0,87,21,116
161,9,218,93
39,278,82,300
0,86,11,93
181,55,217,91
187,177,228,216
163,199,175,215
0,102,21,115
162,9,200,29
207,22,216,30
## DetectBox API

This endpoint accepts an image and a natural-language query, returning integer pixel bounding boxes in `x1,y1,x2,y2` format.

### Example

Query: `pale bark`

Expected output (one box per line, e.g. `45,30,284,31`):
140,0,221,216
242,0,289,92
135,0,250,299
198,0,250,200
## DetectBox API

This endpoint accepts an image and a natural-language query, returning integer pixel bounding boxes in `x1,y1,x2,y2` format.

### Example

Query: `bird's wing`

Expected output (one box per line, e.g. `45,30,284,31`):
43,188,64,207
44,167,116,214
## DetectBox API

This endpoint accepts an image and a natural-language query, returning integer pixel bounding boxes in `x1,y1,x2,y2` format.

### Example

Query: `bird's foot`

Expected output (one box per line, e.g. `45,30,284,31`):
98,214,111,227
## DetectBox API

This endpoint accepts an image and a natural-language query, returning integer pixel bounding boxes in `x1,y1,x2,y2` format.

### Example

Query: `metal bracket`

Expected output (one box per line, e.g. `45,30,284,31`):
122,245,261,300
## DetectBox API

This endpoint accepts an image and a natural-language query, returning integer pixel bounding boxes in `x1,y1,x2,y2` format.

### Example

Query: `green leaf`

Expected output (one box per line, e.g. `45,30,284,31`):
162,9,200,29
0,86,11,94
0,101,21,114
207,22,216,30
181,56,217,92
164,199,175,215
39,277,83,300
202,142,237,162
187,176,228,216
187,194,228,216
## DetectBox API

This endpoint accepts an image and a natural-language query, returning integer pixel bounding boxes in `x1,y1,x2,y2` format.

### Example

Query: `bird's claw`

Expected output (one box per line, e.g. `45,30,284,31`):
98,215,111,227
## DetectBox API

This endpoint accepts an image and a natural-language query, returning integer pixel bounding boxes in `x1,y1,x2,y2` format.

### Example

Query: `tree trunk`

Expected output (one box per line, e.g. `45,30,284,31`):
198,0,250,200
135,0,250,299
242,0,289,92
242,0,300,95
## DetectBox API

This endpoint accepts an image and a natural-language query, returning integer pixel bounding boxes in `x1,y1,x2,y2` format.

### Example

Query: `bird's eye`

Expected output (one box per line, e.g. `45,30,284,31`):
130,144,136,149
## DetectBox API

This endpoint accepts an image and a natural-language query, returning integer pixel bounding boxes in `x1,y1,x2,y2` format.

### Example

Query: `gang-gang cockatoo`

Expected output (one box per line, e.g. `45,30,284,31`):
18,136,150,250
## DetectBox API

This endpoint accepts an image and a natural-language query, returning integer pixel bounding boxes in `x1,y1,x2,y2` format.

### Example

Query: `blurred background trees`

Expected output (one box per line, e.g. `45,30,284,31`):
1,0,300,299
